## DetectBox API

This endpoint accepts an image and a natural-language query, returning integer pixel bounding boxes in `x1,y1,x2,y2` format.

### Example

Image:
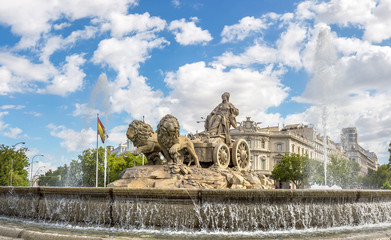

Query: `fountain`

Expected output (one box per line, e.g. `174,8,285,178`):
1,187,391,232
0,91,389,238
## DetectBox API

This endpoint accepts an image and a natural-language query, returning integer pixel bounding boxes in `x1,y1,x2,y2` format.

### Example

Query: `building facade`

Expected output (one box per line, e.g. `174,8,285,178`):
111,139,136,156
340,127,378,175
231,117,376,178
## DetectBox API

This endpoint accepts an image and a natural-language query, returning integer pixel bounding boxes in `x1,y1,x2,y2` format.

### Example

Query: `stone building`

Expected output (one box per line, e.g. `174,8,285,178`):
231,118,378,179
340,127,378,175
231,117,347,177
111,139,136,156
230,117,271,176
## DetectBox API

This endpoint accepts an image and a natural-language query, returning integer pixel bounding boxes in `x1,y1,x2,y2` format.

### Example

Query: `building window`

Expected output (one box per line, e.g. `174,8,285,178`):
292,145,295,152
277,144,282,152
262,140,265,149
261,156,266,170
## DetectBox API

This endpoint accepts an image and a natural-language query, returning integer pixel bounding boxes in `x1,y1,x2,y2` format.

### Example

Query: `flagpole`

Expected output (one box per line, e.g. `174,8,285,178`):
96,113,99,188
104,134,107,187
104,115,108,188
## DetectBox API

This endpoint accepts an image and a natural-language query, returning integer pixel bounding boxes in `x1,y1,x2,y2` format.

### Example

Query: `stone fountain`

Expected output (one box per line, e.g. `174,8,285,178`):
0,93,390,238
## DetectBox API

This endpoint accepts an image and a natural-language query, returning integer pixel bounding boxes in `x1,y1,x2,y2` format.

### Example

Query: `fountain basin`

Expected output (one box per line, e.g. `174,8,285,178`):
0,187,390,232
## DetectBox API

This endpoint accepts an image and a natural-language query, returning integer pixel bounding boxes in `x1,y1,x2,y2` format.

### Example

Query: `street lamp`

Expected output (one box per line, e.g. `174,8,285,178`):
10,142,25,186
30,154,44,187
32,166,46,186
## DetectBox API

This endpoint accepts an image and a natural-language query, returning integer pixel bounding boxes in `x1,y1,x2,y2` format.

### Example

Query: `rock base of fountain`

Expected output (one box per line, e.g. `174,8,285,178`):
108,164,274,189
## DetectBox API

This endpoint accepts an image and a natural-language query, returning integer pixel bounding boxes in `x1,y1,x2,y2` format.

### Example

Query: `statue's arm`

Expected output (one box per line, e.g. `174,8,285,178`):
230,103,239,116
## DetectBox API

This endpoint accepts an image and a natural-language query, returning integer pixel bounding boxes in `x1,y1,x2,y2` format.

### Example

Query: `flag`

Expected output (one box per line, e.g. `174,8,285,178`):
98,117,106,143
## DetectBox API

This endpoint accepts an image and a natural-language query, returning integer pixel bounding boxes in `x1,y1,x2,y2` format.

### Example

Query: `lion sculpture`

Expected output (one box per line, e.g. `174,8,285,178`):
156,114,201,168
126,120,162,165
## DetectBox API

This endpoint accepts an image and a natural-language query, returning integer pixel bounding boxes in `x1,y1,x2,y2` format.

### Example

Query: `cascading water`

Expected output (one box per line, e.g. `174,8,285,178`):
1,187,391,238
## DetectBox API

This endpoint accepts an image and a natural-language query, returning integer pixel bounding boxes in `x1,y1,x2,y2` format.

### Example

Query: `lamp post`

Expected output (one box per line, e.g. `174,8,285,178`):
32,166,46,186
30,154,43,187
10,142,25,186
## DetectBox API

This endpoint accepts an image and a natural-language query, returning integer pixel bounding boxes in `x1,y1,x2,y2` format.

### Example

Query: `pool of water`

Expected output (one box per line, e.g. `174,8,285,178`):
1,217,391,240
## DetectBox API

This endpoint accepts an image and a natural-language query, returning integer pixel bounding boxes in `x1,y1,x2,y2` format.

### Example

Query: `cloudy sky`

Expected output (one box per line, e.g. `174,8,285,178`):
1,0,391,174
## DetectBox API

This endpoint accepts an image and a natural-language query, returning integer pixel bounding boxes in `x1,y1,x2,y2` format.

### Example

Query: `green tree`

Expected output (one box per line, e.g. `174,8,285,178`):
78,147,144,187
38,147,145,187
327,155,360,188
272,153,307,188
38,169,62,186
302,158,324,187
381,181,391,190
0,144,29,186
388,142,391,167
362,165,391,189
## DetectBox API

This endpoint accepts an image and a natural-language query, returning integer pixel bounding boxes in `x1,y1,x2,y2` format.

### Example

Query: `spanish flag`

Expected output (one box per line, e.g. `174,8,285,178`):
97,117,106,143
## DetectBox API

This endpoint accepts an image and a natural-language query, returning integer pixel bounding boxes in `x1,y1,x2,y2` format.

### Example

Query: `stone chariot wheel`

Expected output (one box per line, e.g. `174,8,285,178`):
213,143,230,168
232,139,250,171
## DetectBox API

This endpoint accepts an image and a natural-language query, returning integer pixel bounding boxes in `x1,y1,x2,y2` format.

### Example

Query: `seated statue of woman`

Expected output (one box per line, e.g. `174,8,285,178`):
204,92,239,144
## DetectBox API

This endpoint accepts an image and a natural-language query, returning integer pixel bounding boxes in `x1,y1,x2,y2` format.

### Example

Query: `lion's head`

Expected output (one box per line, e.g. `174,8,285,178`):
126,120,155,147
156,114,180,148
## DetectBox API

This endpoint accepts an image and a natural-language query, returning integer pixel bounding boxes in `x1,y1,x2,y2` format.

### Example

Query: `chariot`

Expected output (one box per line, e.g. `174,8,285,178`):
190,134,251,171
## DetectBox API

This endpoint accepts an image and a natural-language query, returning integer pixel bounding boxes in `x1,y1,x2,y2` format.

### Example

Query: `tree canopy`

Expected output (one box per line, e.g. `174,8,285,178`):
38,147,145,187
327,155,360,188
362,164,391,189
272,153,307,188
0,144,29,186
388,142,391,167
272,154,362,189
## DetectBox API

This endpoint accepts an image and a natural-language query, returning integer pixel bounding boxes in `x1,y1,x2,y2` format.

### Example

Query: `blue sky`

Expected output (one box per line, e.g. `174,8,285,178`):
1,0,391,174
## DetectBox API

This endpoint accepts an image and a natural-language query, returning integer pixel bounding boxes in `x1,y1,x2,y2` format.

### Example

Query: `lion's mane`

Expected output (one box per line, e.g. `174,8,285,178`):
156,114,180,149
126,120,155,147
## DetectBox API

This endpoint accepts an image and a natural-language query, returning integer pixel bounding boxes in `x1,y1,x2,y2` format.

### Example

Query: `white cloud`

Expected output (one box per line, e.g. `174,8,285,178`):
0,105,25,110
40,26,98,63
53,22,71,30
221,16,268,43
42,54,86,96
169,18,213,45
92,35,167,123
172,0,181,8
108,125,129,145
73,103,98,119
276,23,307,69
215,23,307,69
107,12,166,38
24,111,42,117
214,44,278,67
93,36,168,74
163,62,289,132
299,0,391,43
0,112,9,131
0,52,54,83
47,124,96,152
3,127,24,139
0,51,81,95
0,0,138,49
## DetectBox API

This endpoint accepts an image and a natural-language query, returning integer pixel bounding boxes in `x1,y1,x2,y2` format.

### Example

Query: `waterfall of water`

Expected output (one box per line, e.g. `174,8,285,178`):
1,187,391,233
